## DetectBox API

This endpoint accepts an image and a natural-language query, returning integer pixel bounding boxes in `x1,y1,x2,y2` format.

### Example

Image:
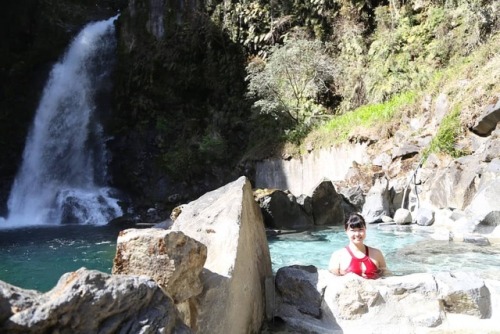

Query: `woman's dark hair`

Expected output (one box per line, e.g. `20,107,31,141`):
344,213,366,230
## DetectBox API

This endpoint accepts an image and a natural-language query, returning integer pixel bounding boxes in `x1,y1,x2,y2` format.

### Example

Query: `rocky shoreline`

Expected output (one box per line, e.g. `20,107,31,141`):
1,173,499,333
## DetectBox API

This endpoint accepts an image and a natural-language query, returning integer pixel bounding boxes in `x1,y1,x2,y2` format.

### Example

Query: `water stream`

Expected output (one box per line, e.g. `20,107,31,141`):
1,16,122,228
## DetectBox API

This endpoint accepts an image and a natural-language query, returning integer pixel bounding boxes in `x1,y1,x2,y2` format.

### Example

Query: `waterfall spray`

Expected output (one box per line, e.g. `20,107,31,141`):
3,16,122,228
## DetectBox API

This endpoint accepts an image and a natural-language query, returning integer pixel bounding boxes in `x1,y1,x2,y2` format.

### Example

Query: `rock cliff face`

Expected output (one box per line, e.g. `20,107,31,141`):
107,0,251,208
254,94,500,240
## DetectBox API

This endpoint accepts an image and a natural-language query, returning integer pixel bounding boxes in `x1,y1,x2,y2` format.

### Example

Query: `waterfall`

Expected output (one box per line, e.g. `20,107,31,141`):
2,16,123,228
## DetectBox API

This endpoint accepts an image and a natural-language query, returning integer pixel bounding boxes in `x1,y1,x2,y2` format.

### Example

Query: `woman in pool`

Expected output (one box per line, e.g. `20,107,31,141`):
329,213,387,279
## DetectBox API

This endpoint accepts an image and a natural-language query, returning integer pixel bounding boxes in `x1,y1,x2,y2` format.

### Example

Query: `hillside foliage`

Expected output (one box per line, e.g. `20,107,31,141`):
211,0,499,157
2,0,499,207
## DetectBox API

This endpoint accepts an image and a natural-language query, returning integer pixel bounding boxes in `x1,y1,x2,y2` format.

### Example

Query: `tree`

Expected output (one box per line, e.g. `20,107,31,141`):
246,39,337,129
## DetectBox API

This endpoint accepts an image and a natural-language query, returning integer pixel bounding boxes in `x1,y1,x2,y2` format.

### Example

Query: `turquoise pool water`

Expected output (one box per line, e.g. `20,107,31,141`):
0,225,120,292
1,225,499,292
268,226,500,278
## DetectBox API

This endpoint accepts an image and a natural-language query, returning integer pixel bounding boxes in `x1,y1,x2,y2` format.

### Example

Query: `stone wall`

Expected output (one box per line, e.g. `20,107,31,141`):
255,143,369,196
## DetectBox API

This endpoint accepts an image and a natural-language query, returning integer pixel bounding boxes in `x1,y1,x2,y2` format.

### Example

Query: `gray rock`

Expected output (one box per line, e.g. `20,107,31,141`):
463,234,490,246
0,268,191,334
112,229,207,304
171,176,272,334
394,208,412,224
362,176,391,223
339,186,365,212
415,207,435,226
275,265,322,318
391,143,420,160
258,189,314,230
0,282,40,324
471,98,500,136
372,152,392,168
435,271,491,319
310,179,345,226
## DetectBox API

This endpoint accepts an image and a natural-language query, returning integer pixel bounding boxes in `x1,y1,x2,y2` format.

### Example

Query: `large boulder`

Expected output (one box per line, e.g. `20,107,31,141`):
170,176,273,334
0,268,191,333
362,176,392,223
420,157,481,211
310,179,345,226
255,189,314,230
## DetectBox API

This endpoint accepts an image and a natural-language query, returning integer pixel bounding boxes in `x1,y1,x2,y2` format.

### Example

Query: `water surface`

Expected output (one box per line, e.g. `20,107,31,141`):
269,226,500,279
0,225,120,292
2,224,500,293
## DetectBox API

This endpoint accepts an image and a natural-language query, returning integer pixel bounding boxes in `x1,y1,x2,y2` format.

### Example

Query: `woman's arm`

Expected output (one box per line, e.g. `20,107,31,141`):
372,247,389,276
328,250,342,275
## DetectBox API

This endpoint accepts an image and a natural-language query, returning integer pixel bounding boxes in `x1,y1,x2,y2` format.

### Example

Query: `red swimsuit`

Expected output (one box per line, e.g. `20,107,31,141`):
345,246,379,279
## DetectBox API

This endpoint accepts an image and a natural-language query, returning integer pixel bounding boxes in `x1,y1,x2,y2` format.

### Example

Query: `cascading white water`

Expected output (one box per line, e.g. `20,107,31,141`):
2,16,123,228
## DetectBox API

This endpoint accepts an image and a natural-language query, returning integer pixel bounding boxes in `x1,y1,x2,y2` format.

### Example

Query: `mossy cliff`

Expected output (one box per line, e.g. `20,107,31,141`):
108,0,252,208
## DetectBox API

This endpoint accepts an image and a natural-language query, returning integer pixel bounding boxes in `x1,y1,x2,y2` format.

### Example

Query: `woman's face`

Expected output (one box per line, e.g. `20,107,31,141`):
346,227,366,245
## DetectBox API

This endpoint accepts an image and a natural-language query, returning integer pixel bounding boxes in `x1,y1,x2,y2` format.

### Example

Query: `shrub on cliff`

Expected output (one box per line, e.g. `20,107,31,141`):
245,39,337,138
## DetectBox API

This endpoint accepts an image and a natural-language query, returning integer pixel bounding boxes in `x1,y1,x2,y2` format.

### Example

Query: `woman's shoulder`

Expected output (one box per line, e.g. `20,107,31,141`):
329,247,348,259
367,245,385,261
367,245,382,253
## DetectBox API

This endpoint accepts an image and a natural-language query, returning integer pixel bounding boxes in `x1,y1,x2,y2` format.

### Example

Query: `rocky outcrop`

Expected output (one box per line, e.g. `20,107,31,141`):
255,179,347,229
0,268,191,333
255,189,314,230
471,96,500,136
111,228,207,328
170,176,273,334
310,179,345,226
270,266,498,333
112,229,206,303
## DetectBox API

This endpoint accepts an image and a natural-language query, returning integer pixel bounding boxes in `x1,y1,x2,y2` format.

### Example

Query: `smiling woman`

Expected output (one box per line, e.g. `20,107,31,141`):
328,213,387,279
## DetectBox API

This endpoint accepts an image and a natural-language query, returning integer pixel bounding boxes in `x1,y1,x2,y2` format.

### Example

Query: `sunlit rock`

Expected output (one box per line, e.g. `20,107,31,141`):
171,176,272,334
0,268,191,333
414,207,435,226
394,208,412,224
361,176,391,223
112,228,206,303
435,271,491,318
271,266,497,333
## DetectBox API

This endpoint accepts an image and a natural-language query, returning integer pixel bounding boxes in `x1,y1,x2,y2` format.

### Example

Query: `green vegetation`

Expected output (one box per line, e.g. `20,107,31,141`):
246,39,336,127
424,106,466,159
323,92,416,143
233,0,499,159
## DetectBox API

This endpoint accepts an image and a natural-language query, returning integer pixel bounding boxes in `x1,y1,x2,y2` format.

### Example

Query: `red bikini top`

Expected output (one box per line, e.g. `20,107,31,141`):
345,246,379,279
